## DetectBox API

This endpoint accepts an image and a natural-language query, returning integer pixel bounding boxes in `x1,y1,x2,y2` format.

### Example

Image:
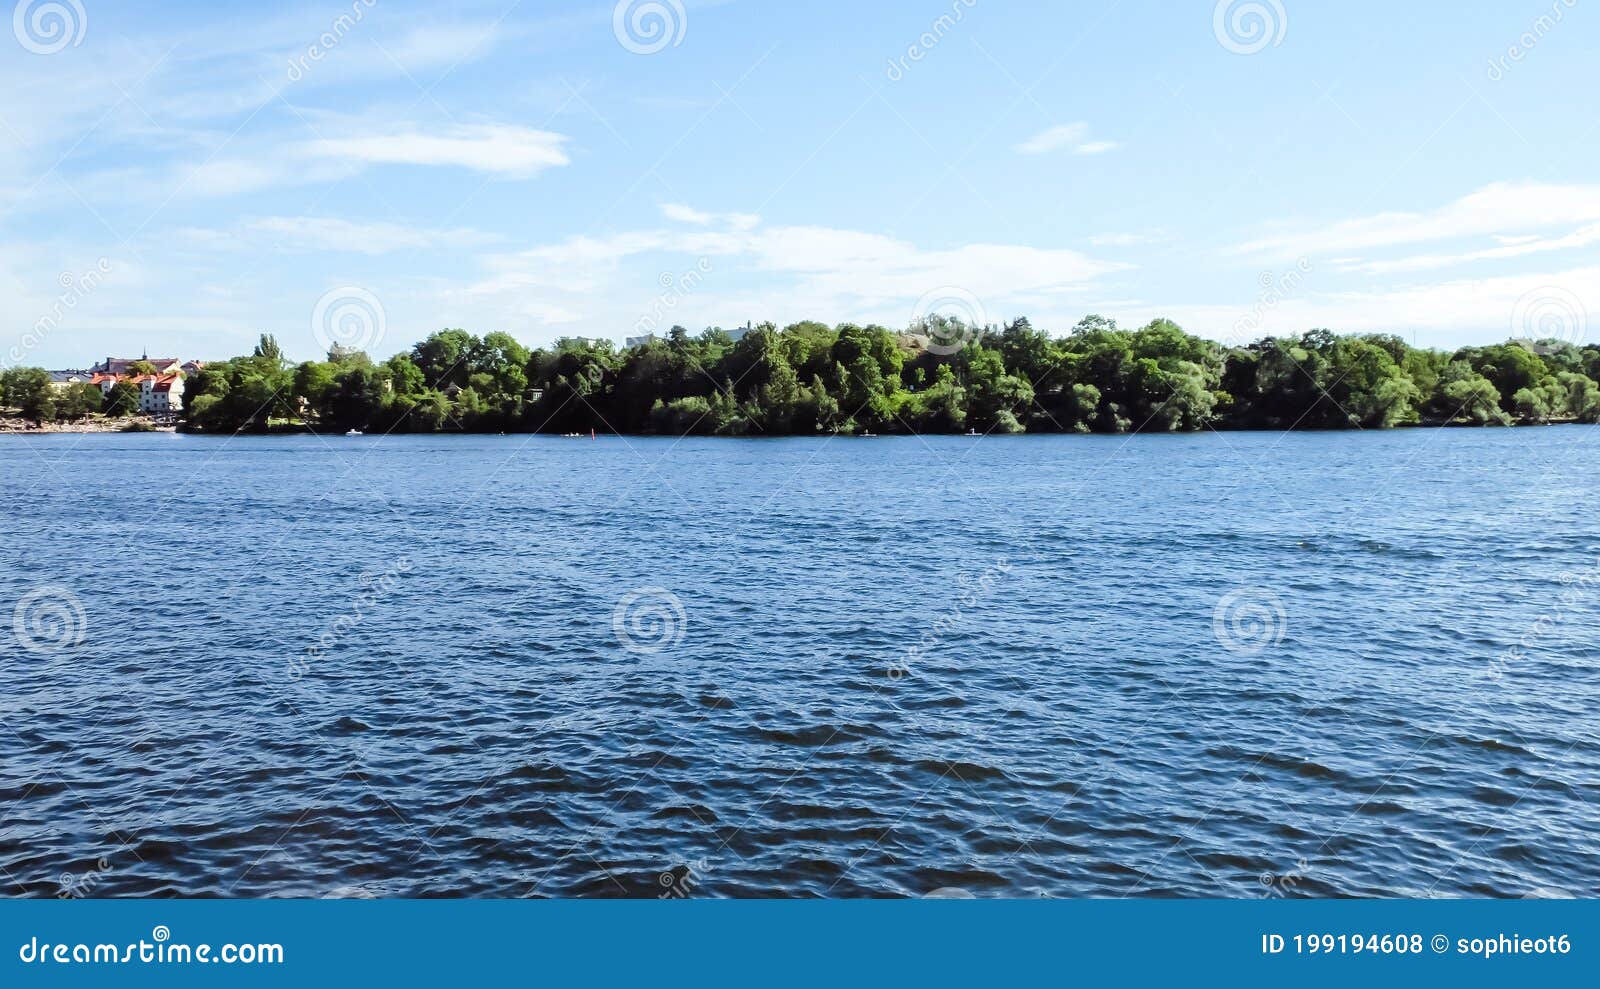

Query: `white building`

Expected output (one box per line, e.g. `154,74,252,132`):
142,375,184,412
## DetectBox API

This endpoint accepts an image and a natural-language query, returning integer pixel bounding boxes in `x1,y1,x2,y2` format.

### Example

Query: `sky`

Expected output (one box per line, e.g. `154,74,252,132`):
0,0,1595,367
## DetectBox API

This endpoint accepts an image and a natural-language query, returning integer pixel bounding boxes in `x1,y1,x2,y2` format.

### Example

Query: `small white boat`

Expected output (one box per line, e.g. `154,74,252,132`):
345,429,363,437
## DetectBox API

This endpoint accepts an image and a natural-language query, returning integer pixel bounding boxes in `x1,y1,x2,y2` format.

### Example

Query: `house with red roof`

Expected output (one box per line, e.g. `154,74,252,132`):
88,355,192,412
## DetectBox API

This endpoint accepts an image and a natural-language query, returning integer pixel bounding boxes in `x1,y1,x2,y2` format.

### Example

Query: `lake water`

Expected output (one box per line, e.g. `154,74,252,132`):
1,428,1597,898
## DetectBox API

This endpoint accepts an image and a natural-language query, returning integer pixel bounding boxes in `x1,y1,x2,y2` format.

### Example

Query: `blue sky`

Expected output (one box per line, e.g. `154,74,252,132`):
1,0,1595,366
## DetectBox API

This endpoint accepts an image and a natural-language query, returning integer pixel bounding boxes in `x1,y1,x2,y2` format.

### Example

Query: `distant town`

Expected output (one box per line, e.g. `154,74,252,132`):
49,356,204,412
0,354,205,431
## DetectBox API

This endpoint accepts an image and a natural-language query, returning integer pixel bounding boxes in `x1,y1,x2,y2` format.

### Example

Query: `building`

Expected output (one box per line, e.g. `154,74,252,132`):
46,370,95,389
86,355,193,413
143,374,184,413
91,355,185,376
625,323,754,349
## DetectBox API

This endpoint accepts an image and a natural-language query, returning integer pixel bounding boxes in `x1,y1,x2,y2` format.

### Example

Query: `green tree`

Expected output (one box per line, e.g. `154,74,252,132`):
3,368,51,419
104,380,140,417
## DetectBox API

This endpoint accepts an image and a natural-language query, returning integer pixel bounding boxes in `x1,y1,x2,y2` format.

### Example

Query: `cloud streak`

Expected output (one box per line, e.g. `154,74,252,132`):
1014,123,1119,156
304,124,571,177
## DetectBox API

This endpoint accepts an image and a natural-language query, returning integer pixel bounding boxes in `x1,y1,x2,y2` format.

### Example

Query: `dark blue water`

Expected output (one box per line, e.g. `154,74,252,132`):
2,428,1597,898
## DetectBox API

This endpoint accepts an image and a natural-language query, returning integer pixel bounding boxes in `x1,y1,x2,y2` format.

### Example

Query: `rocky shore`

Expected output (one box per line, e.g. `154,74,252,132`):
0,415,173,435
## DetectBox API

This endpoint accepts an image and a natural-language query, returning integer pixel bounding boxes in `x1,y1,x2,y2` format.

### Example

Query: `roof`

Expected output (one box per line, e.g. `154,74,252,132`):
91,370,186,387
92,357,182,375
48,370,92,383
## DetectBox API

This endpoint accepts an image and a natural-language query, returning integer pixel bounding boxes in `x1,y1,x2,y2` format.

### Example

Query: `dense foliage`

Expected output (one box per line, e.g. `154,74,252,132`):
6,318,1598,435
0,369,116,423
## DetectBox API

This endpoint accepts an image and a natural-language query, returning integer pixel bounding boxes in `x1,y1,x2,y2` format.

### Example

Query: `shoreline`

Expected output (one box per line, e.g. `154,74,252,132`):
0,418,174,435
1,419,1586,438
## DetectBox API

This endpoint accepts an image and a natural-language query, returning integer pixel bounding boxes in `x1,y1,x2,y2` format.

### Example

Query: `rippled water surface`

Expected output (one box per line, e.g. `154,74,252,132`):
2,429,1598,898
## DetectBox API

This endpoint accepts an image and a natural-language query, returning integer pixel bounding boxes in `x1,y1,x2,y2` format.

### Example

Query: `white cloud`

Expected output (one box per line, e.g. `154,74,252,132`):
243,217,499,253
1073,140,1120,156
1121,264,1600,349
179,158,356,199
660,203,713,225
67,118,574,206
1234,181,1600,259
1088,231,1170,247
1014,123,1118,156
660,203,760,229
304,124,571,177
463,212,1130,336
1334,223,1600,275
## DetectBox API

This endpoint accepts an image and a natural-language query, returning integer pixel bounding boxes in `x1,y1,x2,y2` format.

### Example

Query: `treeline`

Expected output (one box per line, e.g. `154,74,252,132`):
182,317,1600,436
10,317,1596,436
0,367,145,422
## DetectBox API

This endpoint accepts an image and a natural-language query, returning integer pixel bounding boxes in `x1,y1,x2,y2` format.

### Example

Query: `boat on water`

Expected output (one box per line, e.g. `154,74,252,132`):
344,429,363,437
